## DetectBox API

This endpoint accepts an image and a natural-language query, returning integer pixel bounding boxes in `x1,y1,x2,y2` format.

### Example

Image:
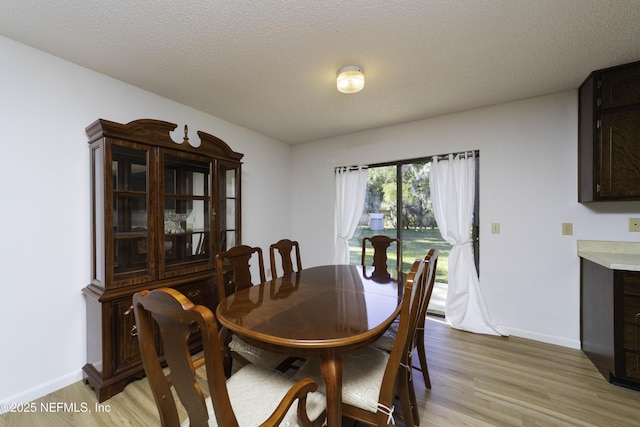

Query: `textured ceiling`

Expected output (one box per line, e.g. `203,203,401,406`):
1,1,639,144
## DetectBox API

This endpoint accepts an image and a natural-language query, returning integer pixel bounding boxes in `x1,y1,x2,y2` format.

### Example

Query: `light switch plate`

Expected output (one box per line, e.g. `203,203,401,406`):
562,223,573,235
491,223,500,234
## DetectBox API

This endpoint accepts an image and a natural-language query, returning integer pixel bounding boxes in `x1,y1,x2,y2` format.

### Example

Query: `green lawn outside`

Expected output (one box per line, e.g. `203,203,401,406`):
349,226,451,283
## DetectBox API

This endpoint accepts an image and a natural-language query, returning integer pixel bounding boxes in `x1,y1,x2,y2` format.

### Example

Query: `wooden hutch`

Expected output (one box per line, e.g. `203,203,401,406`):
82,118,242,401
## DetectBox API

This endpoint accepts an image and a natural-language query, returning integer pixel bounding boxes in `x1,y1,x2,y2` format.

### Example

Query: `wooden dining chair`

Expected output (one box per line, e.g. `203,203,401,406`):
407,249,438,424
361,235,399,274
216,244,266,303
371,249,438,424
374,249,438,380
293,259,426,427
413,249,438,387
269,239,302,278
216,244,297,374
132,288,326,427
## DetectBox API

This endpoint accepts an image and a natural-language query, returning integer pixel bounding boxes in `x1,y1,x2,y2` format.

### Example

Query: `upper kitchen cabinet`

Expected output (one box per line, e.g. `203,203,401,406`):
579,60,640,202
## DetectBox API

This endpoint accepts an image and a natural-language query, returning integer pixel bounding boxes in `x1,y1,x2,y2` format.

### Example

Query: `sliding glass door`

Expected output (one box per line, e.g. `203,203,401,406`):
348,155,478,316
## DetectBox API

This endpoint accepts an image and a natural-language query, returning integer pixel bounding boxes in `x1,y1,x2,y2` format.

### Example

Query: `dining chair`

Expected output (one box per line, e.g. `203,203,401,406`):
361,235,399,275
412,249,438,387
269,239,302,278
216,244,266,303
371,249,438,424
374,249,438,384
132,287,326,427
293,258,426,427
216,244,298,374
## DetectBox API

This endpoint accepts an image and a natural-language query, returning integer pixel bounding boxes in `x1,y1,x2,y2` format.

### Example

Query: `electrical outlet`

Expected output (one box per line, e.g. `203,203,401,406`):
562,223,573,235
491,223,500,234
629,218,640,232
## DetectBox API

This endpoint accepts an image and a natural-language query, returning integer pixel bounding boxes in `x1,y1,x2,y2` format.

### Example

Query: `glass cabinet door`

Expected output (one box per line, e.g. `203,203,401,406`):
110,144,153,285
218,161,241,252
161,151,213,277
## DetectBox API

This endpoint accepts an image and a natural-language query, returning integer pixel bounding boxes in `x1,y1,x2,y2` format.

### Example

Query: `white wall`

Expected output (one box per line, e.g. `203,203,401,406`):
291,91,640,349
0,36,293,405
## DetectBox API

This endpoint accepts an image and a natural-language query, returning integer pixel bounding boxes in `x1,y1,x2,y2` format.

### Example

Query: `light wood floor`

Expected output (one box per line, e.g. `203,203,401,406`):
2,317,639,426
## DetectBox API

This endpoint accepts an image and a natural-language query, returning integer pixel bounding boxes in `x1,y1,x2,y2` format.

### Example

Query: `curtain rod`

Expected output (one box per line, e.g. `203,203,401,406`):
431,150,479,161
335,165,368,172
335,150,479,171
365,150,479,168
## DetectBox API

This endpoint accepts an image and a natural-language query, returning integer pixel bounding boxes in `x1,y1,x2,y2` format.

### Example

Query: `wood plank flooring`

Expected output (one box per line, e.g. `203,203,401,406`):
2,317,639,426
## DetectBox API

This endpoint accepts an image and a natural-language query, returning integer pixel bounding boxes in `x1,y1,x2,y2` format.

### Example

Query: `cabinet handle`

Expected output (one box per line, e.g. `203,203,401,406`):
187,289,200,298
130,325,138,337
124,305,134,316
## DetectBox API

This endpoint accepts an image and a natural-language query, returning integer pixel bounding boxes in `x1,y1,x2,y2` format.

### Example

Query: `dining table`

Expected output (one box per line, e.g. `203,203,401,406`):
216,264,403,427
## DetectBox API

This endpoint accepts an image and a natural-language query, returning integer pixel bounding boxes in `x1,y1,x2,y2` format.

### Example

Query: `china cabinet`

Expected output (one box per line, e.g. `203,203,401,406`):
579,60,640,201
82,118,243,401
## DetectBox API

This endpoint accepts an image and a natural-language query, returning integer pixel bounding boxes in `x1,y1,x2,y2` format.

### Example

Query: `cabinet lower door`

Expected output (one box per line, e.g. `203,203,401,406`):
114,298,144,375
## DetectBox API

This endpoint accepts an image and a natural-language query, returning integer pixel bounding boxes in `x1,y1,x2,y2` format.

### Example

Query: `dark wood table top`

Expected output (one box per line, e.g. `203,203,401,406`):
216,264,402,352
215,264,402,427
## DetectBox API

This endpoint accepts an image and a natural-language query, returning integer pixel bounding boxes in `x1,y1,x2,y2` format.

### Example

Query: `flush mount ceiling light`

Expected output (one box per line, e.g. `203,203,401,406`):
337,65,364,93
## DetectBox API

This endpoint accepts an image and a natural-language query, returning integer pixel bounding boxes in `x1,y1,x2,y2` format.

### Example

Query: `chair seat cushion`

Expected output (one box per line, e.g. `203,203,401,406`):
372,318,399,352
182,364,326,427
230,336,293,370
293,346,389,413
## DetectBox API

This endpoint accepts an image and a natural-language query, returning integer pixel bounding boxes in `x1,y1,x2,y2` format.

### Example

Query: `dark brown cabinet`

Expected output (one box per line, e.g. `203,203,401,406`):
581,259,640,389
579,60,640,201
82,119,242,401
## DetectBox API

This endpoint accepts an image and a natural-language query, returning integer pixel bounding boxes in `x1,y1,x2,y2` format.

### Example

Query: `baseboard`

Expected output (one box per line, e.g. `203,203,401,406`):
0,370,84,414
503,326,581,350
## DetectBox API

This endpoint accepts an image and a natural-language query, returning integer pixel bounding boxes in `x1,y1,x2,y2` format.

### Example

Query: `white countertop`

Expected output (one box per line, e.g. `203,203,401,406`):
578,240,640,271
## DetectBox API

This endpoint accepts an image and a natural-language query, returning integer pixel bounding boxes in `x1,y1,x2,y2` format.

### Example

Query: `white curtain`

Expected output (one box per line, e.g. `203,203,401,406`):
333,167,368,264
430,153,506,336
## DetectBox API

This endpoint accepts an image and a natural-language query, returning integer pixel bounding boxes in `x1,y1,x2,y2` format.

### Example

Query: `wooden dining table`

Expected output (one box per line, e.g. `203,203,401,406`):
216,264,403,427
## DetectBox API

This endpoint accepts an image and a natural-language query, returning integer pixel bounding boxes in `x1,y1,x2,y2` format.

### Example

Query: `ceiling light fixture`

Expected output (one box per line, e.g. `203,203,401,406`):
337,65,364,93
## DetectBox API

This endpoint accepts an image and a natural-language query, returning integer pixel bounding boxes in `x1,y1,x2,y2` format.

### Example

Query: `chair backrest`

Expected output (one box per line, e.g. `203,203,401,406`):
412,248,439,346
361,235,399,273
420,249,439,317
377,258,426,404
132,287,238,427
216,245,266,302
269,239,302,278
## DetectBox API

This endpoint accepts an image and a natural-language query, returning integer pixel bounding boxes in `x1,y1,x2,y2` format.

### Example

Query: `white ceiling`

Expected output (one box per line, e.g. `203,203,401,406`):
1,1,639,144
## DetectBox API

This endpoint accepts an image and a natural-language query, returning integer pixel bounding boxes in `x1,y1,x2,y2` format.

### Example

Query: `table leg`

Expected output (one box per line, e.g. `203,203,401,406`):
320,350,342,427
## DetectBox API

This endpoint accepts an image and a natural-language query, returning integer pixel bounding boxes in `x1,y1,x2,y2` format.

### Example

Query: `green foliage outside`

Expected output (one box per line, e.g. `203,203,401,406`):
350,162,450,283
349,227,451,284
363,164,437,230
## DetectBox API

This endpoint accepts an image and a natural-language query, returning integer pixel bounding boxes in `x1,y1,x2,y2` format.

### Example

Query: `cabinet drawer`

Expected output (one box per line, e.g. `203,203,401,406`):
624,325,640,351
623,273,640,296
623,296,640,323
173,280,214,346
174,281,208,306
625,352,640,380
